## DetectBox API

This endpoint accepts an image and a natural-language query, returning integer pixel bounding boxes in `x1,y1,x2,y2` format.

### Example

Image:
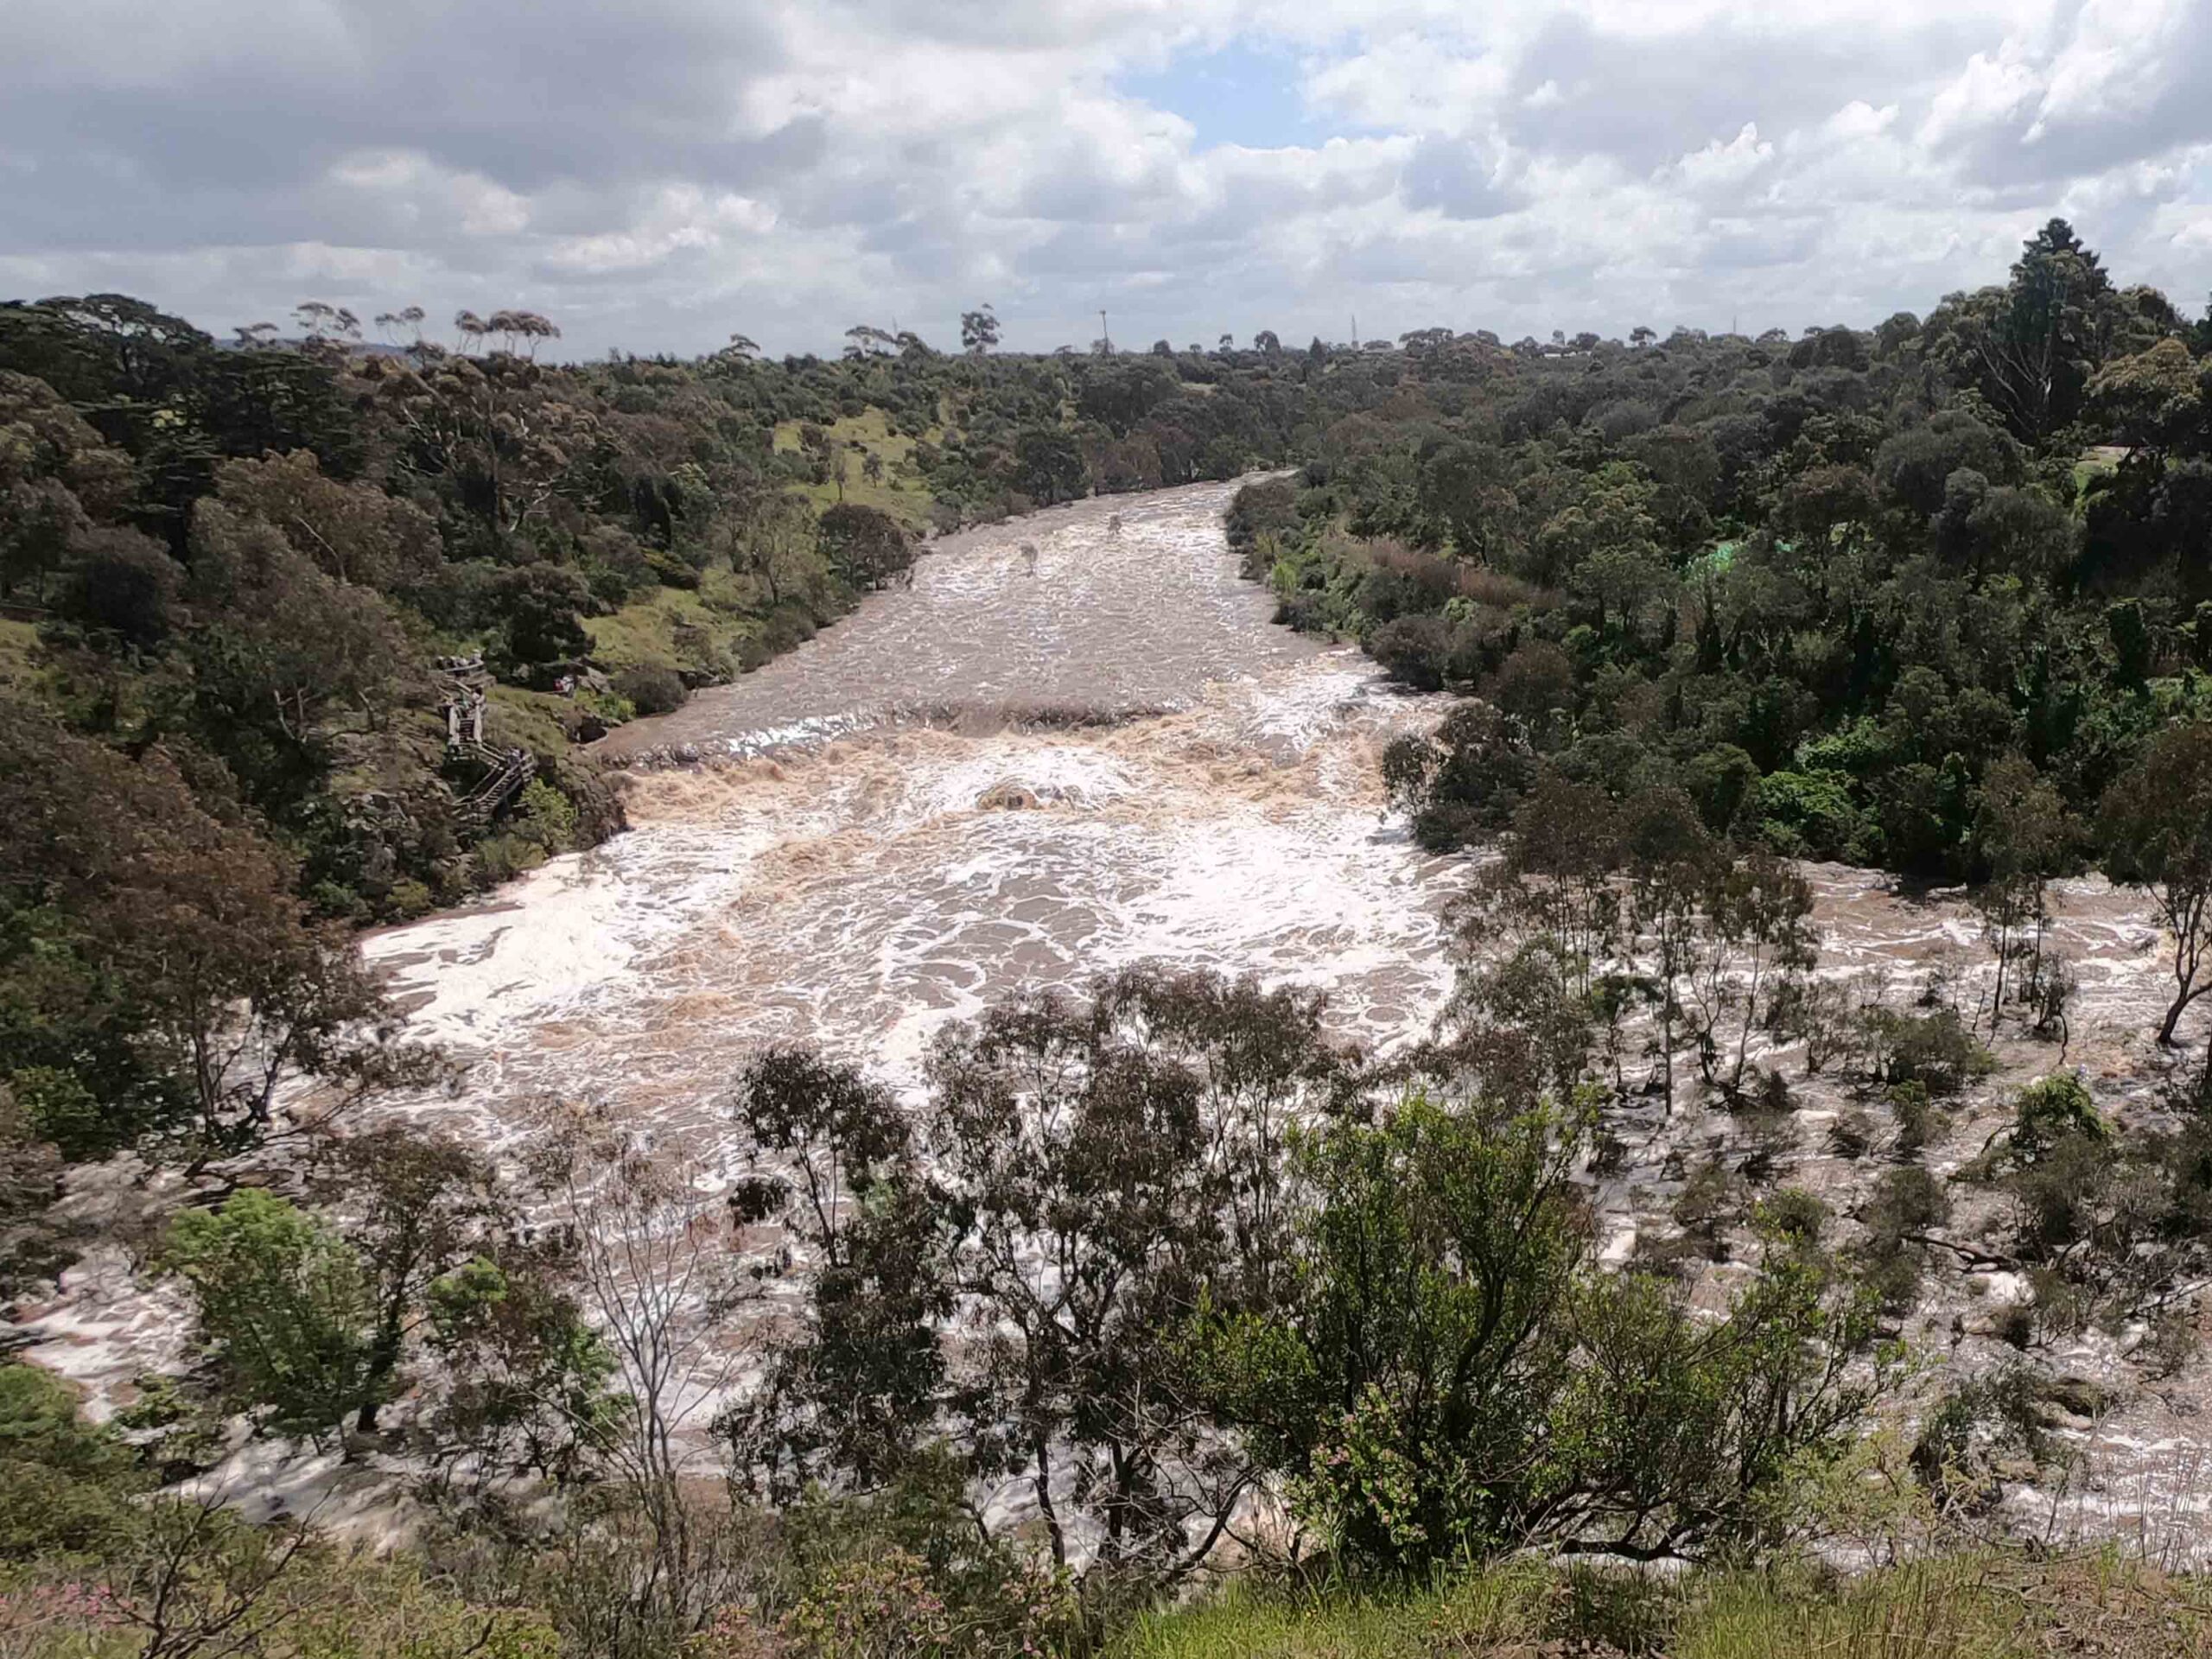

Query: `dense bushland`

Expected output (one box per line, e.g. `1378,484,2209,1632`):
1237,222,2212,922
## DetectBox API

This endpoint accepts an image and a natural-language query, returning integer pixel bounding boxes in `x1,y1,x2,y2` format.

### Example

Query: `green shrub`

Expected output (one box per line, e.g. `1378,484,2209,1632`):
1856,1166,1951,1315
161,1190,385,1440
1196,1094,1882,1575
1910,1367,2047,1510
1754,768,1866,861
509,778,579,855
1859,1007,1996,1096
0,1363,137,1557
7,1065,105,1160
474,832,545,885
767,1467,1083,1659
1886,1080,1942,1160
2007,1074,2106,1165
1758,1189,1829,1246
612,662,689,716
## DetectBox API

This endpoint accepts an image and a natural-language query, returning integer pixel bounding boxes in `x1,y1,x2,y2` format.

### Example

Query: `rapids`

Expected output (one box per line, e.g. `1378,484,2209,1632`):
365,479,1465,1145
25,478,2212,1554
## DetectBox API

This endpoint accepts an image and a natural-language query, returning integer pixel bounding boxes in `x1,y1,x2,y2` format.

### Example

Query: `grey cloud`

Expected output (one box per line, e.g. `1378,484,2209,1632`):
1700,217,1827,270
5,0,797,195
1928,14,2212,191
1510,12,1980,173
1401,137,1517,219
5,0,2211,357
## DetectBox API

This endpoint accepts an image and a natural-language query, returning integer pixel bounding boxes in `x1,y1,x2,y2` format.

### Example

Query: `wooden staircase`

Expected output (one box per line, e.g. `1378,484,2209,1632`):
439,656,538,831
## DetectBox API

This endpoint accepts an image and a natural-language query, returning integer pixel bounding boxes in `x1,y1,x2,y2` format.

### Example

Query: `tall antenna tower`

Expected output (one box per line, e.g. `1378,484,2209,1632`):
1351,312,1360,349
1098,308,1111,353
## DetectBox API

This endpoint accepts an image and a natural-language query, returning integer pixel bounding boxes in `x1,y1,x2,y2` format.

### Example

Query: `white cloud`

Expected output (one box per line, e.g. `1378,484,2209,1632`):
1918,46,2042,149
1,0,2205,354
1666,123,1775,194
2031,0,2192,134
1820,101,1897,143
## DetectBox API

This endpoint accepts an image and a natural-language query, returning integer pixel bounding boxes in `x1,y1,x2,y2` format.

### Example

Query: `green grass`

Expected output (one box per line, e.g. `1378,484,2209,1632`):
1117,1554,2212,1659
2073,443,2128,505
585,569,763,680
771,408,937,524
484,684,579,760
0,618,43,690
1119,1571,1556,1659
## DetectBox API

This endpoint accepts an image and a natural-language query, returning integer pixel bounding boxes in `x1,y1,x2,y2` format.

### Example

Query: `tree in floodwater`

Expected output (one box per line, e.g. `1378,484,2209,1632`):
162,1127,507,1442
1623,787,1724,1117
1192,1091,1885,1573
2101,721,2212,1053
724,965,1367,1593
0,696,439,1166
1970,754,2074,1035
817,502,915,590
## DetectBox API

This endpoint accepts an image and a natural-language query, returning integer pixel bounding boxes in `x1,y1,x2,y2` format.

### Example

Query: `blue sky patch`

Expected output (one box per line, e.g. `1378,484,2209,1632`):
1116,41,1319,151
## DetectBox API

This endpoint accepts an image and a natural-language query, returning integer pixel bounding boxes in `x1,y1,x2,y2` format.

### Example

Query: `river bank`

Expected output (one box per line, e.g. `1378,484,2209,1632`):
14,477,2212,1559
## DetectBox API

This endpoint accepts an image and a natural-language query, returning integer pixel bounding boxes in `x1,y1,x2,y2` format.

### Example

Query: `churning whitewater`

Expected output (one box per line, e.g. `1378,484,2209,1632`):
24,478,2212,1551
363,480,1464,1148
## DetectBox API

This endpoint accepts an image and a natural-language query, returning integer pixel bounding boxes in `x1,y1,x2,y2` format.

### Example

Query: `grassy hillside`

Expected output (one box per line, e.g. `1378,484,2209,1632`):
585,566,785,680
772,407,938,524
0,618,40,690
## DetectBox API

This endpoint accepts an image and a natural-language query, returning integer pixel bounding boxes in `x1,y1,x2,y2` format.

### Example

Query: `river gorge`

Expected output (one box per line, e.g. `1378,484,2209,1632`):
363,479,1464,1143
22,476,2212,1554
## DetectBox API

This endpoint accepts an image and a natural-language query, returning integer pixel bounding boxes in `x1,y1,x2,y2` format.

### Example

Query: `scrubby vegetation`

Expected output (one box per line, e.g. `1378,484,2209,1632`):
1123,1554,2212,1659
11,220,2212,1657
3,912,2209,1656
1239,222,2212,938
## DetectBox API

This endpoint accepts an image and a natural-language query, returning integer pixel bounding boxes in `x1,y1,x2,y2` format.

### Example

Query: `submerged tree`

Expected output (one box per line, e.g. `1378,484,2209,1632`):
1193,1091,1883,1572
162,1190,385,1440
2101,721,2212,1050
1972,754,2073,1035
727,966,1364,1592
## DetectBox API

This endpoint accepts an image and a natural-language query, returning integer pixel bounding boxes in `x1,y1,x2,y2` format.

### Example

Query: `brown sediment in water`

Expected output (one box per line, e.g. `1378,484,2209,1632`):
595,479,1324,764
24,476,2212,1556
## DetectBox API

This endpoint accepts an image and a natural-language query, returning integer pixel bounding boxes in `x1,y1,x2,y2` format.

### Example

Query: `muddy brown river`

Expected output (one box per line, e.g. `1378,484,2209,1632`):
25,477,2212,1554
363,480,1464,1147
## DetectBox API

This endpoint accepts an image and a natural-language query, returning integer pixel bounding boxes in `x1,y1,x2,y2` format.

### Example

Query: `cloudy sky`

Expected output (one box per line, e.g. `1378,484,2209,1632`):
6,0,2209,358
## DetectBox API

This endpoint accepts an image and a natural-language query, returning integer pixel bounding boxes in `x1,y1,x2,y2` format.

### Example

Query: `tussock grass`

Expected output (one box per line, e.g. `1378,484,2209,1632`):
0,617,42,689
1120,1554,2212,1659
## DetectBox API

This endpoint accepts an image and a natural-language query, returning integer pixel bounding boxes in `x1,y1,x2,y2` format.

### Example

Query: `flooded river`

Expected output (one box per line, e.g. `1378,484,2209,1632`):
363,480,1462,1148
27,476,2212,1552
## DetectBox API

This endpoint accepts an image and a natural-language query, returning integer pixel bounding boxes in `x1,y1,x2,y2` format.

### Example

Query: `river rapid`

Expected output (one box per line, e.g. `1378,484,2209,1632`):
27,477,2212,1552
352,473,2210,1554
365,479,1463,1148
12,481,1463,1537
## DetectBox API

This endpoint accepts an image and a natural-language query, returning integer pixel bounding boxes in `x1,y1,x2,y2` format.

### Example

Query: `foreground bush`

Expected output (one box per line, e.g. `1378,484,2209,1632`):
1193,1093,1884,1574
613,663,690,716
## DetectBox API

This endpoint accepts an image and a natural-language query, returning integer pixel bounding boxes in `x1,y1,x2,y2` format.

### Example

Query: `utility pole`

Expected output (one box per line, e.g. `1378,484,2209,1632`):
1351,312,1359,349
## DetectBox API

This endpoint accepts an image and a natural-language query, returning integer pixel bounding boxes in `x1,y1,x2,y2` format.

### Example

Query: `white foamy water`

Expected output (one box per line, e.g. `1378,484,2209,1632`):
357,480,1462,1153
28,476,2212,1554
16,480,1464,1484
600,479,1326,761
